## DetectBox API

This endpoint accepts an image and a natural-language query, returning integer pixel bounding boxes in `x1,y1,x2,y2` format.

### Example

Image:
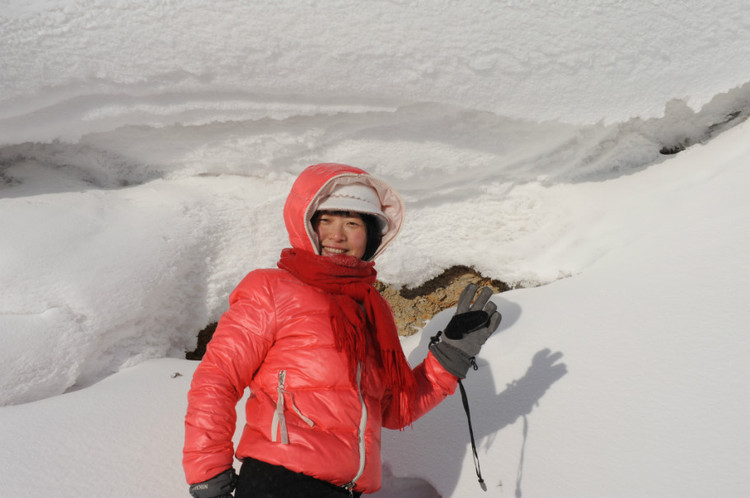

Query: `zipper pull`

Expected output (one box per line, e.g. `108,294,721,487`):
343,482,355,497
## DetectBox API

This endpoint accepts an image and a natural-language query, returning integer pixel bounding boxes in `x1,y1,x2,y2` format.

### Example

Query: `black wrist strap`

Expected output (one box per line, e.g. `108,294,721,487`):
431,330,487,491
458,379,487,492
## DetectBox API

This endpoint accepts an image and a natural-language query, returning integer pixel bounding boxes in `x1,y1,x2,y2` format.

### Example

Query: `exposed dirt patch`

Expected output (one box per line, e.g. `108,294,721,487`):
375,265,508,336
186,265,509,359
185,323,218,361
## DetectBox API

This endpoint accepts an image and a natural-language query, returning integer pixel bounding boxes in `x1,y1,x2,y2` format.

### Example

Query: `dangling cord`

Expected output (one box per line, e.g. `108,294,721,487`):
430,330,487,491
459,370,487,491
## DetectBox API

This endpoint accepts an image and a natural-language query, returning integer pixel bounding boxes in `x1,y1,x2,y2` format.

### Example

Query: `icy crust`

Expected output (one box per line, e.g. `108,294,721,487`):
3,1,750,125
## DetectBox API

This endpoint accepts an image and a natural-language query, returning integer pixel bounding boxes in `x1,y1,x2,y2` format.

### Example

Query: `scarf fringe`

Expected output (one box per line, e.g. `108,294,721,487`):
278,248,416,419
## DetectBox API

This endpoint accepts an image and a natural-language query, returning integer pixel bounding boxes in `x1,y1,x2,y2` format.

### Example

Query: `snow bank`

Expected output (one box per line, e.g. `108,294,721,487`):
382,116,750,498
3,0,750,140
1,1,750,496
0,173,293,404
0,119,747,496
3,81,749,405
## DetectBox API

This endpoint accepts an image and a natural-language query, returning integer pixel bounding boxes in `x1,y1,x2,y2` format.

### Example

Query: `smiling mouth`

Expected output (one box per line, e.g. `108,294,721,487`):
322,246,347,255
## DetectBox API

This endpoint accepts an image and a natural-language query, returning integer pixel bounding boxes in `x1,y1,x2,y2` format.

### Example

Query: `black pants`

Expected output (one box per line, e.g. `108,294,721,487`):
234,457,363,498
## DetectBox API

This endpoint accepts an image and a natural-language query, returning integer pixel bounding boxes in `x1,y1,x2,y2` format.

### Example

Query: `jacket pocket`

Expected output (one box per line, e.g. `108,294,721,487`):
271,370,315,444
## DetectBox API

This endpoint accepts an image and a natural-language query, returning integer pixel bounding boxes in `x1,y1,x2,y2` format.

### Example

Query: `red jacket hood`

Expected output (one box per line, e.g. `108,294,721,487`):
283,163,404,260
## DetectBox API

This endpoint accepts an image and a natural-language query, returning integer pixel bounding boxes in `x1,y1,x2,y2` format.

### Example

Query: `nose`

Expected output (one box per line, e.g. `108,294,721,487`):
327,220,346,241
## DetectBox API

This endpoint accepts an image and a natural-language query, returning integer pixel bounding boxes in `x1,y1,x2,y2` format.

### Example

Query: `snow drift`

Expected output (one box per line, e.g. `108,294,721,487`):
1,1,750,497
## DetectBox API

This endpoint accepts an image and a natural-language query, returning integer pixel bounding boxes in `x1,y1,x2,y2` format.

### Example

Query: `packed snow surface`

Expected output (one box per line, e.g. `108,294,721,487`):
1,1,749,497
3,0,750,129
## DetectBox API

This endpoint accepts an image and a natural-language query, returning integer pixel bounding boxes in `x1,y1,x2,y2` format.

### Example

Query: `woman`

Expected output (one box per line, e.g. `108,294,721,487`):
183,163,500,497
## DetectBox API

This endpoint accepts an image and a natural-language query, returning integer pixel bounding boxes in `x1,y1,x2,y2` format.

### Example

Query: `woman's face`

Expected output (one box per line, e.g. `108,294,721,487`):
313,211,368,259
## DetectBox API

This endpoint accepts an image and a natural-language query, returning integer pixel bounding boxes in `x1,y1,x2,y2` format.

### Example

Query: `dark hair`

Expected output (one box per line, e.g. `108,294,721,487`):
360,213,383,261
311,210,383,261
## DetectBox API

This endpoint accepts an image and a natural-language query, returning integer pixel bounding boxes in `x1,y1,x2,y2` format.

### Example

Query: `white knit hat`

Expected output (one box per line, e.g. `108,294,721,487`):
317,183,389,232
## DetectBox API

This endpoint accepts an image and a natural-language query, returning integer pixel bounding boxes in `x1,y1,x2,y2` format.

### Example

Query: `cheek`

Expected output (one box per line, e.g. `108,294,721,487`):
351,228,368,250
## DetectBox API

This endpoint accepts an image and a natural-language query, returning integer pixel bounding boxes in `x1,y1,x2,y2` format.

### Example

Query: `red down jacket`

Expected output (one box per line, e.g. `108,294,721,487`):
183,163,458,493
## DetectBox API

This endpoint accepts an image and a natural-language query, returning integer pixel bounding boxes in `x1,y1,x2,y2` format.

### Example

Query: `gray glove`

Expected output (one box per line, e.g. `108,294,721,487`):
430,283,502,378
189,468,238,498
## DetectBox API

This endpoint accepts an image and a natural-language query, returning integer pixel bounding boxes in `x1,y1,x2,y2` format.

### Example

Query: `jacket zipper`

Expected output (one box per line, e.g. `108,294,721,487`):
272,367,366,494
344,363,367,494
271,370,314,444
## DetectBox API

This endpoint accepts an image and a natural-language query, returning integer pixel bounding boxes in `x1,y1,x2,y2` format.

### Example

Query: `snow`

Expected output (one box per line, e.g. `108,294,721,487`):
1,1,749,497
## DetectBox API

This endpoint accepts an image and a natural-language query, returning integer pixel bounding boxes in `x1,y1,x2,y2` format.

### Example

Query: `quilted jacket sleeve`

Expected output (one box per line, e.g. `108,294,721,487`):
182,271,277,484
381,351,459,430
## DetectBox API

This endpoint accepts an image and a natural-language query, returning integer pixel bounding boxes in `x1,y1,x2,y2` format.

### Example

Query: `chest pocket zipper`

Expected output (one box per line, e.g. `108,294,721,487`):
271,370,315,444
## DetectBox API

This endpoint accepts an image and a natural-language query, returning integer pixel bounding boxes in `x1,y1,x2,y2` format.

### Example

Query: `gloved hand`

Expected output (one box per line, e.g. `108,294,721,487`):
189,468,238,498
430,283,502,379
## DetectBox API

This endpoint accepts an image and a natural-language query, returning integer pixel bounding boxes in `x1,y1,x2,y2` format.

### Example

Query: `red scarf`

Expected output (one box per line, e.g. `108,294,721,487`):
277,248,416,417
